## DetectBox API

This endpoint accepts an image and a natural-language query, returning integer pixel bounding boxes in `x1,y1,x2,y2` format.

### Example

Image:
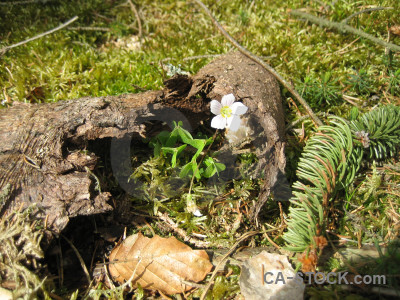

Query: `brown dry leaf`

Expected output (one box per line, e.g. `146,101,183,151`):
108,233,213,295
389,25,400,36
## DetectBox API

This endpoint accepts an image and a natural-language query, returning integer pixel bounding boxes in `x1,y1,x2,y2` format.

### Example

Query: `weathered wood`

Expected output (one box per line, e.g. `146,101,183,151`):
0,51,285,233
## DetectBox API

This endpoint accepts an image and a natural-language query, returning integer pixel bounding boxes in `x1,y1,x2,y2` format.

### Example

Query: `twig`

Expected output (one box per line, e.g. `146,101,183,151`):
342,94,362,107
0,16,78,56
263,231,280,250
161,54,221,64
59,233,92,285
200,231,259,300
127,0,142,39
0,0,46,5
157,212,210,248
192,0,323,127
68,26,111,32
330,37,360,55
181,280,205,289
161,53,276,64
183,54,222,61
290,10,400,53
341,7,393,24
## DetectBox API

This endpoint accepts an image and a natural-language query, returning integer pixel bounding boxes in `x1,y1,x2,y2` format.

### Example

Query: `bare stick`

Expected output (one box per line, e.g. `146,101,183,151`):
157,212,210,248
162,53,276,64
192,0,323,127
0,16,78,56
0,0,43,5
68,26,111,32
59,233,91,285
290,10,400,53
127,0,142,39
341,7,393,24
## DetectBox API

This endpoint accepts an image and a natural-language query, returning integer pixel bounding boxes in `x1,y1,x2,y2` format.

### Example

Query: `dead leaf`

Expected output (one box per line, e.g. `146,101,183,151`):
108,233,213,295
26,86,45,103
389,25,400,36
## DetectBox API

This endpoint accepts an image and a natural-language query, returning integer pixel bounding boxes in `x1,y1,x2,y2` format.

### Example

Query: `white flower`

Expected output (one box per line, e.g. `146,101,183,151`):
210,94,248,132
193,209,203,217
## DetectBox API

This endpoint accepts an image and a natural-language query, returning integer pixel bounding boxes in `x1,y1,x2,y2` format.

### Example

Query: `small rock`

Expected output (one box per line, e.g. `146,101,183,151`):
239,251,305,300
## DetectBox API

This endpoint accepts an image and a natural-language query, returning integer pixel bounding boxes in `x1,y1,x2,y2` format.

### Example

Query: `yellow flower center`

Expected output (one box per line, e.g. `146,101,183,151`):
220,106,232,118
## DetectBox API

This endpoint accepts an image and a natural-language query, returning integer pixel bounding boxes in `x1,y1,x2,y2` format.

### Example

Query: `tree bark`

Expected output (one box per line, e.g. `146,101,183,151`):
0,51,286,234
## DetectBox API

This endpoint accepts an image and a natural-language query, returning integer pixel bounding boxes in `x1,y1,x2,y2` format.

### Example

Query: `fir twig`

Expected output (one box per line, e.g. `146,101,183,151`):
290,10,400,52
192,0,323,127
284,105,400,254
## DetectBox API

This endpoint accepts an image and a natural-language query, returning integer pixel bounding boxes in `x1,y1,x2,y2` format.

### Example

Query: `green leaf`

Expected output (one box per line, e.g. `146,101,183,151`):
203,157,213,167
202,157,226,178
156,131,172,146
349,107,359,121
203,164,217,178
188,139,207,150
161,147,176,154
215,162,226,172
153,142,161,157
187,139,207,162
177,127,193,144
179,162,193,178
192,163,202,180
162,144,187,167
323,72,331,83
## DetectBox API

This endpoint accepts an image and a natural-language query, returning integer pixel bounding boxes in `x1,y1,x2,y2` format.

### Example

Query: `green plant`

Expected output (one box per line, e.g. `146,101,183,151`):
131,121,226,215
0,205,50,299
297,72,342,109
347,68,373,95
350,105,400,159
284,105,400,256
284,116,362,252
386,69,400,96
150,121,225,180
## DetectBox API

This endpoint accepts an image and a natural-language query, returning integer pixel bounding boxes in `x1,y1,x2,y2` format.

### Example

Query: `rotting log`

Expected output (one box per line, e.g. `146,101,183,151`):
0,51,286,234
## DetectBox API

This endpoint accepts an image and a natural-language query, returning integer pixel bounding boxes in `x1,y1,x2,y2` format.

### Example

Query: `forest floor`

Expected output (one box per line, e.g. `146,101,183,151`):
0,0,399,299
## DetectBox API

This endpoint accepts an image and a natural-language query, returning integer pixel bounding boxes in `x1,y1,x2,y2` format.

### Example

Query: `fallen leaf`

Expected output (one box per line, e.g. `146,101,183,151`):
26,86,45,103
389,25,400,36
108,233,213,295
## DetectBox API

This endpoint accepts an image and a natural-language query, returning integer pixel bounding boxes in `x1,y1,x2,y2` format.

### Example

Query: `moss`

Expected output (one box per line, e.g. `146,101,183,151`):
1,0,400,297
0,206,50,298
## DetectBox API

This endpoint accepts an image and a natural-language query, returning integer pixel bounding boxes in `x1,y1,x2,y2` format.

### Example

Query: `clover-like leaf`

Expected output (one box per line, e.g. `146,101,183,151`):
162,144,187,167
179,162,194,178
202,157,226,178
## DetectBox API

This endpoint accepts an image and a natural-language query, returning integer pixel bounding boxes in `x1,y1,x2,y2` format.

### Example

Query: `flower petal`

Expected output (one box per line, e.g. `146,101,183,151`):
221,93,235,107
227,115,241,132
230,102,248,115
193,209,203,217
210,100,222,115
211,115,226,129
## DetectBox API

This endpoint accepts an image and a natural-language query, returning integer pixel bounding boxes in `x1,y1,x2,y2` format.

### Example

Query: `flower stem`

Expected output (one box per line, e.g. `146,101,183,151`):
187,130,219,196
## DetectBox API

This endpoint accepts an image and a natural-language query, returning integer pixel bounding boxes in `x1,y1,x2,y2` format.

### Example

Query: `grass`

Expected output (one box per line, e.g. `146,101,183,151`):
1,0,400,299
